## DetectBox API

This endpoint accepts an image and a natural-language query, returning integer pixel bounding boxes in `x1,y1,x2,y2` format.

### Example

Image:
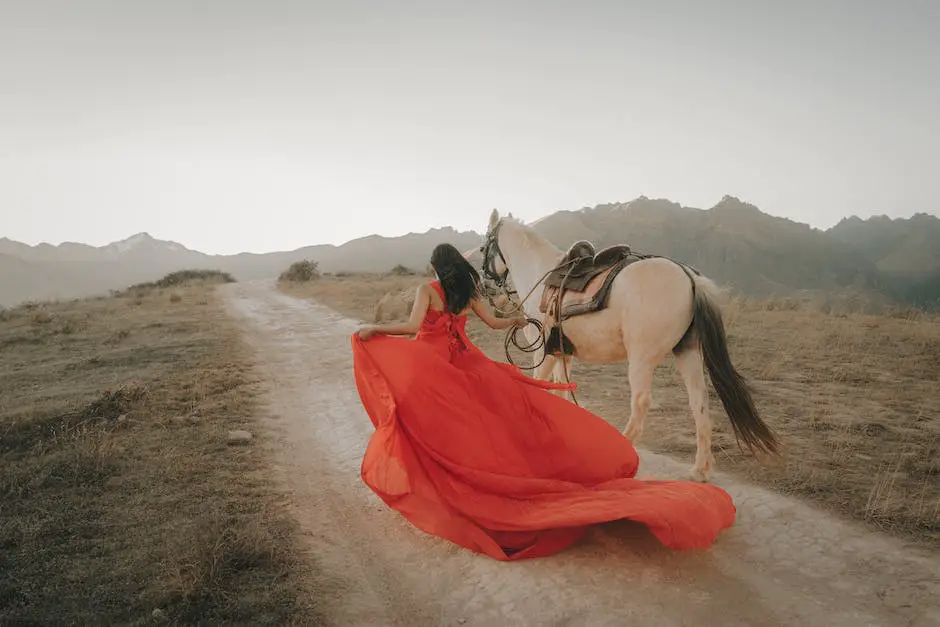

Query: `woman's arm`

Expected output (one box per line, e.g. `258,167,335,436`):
470,296,526,330
358,284,431,339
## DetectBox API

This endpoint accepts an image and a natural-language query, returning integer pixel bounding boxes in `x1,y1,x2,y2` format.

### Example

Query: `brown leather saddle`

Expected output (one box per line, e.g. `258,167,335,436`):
538,240,643,355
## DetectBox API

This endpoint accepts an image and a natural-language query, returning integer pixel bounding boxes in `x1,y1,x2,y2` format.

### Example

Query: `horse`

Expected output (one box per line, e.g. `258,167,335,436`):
478,209,778,482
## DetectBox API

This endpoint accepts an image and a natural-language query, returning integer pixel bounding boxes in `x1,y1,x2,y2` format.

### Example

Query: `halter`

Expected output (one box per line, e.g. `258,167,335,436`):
479,219,513,293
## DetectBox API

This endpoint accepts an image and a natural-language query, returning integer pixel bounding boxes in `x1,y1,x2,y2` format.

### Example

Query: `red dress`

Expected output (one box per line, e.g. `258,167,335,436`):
351,280,735,560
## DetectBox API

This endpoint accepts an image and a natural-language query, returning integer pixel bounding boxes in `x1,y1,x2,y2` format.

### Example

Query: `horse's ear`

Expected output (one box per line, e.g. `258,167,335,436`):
489,208,500,229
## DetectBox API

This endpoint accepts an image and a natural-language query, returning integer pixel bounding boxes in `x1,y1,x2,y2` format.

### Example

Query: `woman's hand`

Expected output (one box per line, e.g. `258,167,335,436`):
509,314,528,329
470,297,529,332
356,285,428,340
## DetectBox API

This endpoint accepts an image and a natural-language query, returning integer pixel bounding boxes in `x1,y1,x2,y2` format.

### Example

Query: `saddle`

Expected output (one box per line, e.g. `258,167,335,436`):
538,240,641,355
544,241,634,291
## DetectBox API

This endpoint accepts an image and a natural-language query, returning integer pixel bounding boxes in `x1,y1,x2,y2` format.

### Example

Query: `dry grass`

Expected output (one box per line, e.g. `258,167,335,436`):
279,273,422,322
285,275,940,549
0,282,323,625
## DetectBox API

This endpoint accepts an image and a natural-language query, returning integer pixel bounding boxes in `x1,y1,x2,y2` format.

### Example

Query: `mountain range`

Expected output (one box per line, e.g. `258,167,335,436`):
2,195,938,309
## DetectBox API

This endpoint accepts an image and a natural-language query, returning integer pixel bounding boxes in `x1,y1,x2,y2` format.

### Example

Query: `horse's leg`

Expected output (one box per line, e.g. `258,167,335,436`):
674,344,714,482
551,355,574,401
533,352,556,385
524,324,556,384
622,355,656,443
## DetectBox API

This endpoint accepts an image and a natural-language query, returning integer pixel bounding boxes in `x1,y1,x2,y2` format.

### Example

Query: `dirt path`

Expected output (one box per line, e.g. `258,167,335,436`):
223,280,939,627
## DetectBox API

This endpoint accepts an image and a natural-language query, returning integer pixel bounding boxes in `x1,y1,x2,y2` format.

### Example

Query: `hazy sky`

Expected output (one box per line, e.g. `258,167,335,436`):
1,0,938,254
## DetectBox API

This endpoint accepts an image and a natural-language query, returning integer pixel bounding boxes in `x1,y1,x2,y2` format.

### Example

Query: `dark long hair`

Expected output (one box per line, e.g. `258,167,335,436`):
429,243,482,314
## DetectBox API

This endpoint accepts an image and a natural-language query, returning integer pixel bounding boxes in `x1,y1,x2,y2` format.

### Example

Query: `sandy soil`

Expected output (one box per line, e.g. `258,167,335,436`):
223,280,940,627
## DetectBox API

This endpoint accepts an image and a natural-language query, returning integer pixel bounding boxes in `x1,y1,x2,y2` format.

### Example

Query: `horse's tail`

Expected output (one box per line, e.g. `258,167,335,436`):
675,270,779,456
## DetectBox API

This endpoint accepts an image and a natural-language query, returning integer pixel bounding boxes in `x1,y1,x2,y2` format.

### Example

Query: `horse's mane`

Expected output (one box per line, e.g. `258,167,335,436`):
500,215,561,255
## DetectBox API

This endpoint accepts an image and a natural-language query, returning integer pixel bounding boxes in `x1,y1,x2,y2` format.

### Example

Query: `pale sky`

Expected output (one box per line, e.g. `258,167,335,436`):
1,0,938,254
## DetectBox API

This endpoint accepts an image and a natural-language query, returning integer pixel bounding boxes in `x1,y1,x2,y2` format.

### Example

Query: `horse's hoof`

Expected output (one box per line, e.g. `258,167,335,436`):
689,467,710,483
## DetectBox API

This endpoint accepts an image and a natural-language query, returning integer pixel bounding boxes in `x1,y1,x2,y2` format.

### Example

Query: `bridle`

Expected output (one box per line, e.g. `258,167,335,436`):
479,219,516,302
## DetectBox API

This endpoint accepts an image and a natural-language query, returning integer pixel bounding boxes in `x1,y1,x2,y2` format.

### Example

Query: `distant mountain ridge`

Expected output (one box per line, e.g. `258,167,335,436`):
0,227,482,307
526,196,887,298
2,197,938,309
827,212,940,306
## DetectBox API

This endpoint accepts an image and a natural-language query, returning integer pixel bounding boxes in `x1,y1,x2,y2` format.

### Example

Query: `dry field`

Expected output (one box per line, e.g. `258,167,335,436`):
0,277,321,625
282,273,940,549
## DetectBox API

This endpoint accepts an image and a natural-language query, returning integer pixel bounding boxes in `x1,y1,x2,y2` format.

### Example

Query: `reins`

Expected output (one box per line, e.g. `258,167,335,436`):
482,251,584,405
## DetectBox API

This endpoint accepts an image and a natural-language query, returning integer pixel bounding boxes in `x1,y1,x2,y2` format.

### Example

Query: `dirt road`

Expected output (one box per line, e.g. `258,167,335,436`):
223,280,939,627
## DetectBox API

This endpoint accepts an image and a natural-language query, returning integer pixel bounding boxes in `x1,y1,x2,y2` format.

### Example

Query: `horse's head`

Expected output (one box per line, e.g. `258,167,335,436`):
480,208,510,290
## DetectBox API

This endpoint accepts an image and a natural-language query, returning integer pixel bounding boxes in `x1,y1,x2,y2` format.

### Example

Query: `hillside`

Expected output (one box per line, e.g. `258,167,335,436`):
529,196,885,298
829,213,940,307
2,198,938,309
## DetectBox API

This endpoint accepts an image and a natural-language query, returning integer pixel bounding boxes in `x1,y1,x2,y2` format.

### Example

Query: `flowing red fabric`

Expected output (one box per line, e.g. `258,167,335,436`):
351,281,735,560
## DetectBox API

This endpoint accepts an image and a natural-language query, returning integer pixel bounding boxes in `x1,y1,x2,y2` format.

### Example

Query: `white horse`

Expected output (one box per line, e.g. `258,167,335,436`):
479,209,778,481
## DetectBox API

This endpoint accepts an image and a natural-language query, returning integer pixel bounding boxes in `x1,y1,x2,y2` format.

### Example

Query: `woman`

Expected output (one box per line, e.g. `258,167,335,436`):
351,243,735,560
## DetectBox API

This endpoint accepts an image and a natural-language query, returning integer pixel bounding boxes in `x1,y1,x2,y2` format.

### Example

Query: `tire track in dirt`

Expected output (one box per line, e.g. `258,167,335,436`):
223,280,940,627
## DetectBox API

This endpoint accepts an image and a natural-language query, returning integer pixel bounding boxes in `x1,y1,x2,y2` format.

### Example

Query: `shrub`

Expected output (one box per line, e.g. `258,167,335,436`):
123,270,236,294
154,270,236,288
279,260,320,283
